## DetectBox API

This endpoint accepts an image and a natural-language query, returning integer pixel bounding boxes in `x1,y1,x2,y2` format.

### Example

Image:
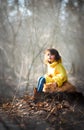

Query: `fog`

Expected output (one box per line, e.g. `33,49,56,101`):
0,0,84,97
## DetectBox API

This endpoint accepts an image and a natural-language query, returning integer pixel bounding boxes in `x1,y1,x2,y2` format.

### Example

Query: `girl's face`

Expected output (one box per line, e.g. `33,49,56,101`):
45,51,55,63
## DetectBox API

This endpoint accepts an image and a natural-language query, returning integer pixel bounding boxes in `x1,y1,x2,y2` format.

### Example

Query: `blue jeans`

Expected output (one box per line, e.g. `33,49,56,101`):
37,76,45,92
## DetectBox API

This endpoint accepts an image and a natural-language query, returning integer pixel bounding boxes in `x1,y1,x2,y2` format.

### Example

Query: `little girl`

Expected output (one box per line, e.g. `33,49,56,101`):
36,48,68,92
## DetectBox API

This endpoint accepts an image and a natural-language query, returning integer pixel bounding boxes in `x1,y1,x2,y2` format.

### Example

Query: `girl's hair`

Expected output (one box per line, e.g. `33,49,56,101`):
45,48,61,61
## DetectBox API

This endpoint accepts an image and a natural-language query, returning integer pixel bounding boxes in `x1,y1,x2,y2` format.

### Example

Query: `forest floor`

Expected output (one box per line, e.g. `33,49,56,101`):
0,91,84,130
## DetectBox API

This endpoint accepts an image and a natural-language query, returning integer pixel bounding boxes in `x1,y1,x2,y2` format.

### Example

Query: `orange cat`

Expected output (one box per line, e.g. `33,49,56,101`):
43,81,76,93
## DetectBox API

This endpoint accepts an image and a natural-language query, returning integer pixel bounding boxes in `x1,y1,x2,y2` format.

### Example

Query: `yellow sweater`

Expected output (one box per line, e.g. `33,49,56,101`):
44,61,68,87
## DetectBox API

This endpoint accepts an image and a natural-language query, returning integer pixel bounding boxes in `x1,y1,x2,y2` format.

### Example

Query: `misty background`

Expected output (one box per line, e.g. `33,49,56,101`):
0,0,84,98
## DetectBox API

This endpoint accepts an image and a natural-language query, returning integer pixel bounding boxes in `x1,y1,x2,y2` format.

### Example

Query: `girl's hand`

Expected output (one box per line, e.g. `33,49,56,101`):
45,74,52,78
48,74,52,78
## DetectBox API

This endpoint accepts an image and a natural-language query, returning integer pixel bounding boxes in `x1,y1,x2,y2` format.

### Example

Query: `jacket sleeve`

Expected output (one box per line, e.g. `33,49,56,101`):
44,74,54,83
52,64,68,87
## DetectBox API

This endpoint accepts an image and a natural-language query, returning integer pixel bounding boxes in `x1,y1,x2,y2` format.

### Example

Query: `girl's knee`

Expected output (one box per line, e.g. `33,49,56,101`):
38,76,45,82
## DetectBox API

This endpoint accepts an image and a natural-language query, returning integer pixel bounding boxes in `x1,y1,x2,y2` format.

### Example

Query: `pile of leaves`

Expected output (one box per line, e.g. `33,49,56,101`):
0,92,84,130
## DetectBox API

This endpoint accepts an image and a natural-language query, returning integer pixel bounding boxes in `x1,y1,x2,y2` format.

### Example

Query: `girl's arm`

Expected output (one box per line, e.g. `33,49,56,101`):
52,64,67,87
